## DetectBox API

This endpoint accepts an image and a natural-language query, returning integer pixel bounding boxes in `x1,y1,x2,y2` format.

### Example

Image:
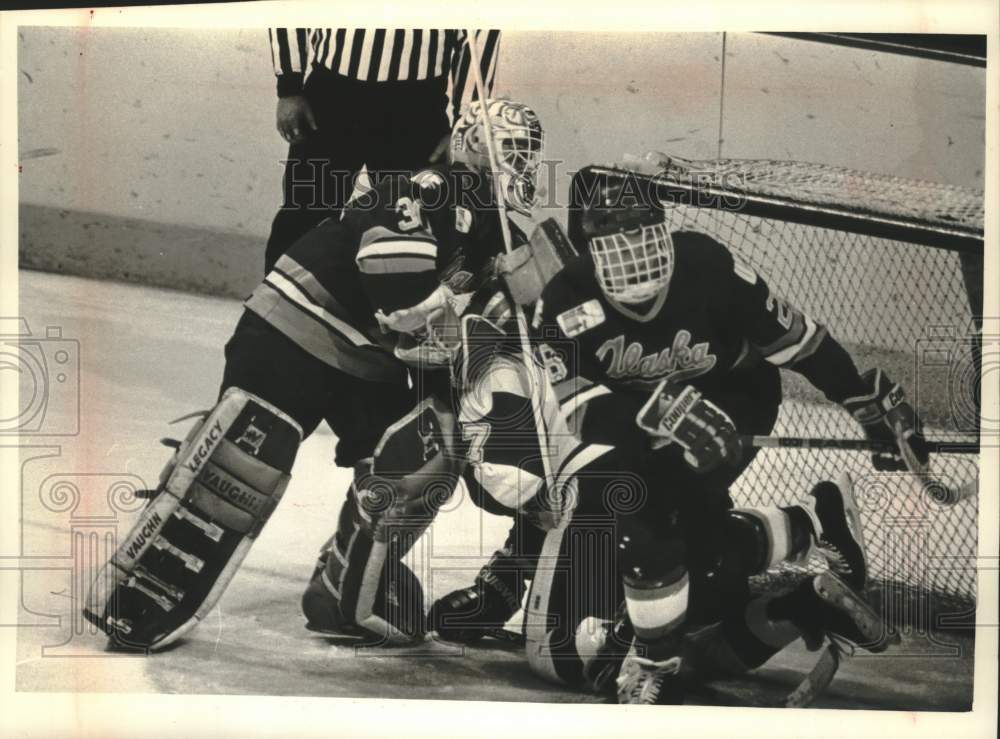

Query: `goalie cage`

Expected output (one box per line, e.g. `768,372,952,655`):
575,156,984,635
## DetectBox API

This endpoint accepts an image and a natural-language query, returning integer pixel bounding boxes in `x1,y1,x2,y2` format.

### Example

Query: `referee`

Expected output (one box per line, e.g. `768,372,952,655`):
266,28,501,272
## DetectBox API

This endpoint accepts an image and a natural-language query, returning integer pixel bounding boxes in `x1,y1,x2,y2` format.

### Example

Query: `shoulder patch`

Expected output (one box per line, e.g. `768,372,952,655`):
556,299,605,337
732,256,758,285
455,206,472,234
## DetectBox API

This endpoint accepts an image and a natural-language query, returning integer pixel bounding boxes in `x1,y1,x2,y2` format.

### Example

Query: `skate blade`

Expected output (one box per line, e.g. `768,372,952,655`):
304,621,367,639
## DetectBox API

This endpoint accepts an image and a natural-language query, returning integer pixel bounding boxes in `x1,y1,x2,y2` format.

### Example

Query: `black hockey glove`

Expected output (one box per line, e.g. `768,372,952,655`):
428,562,524,643
842,368,930,473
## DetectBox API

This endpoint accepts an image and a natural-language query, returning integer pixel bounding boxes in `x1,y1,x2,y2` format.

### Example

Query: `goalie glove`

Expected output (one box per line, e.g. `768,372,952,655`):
378,285,471,368
637,382,742,473
842,368,930,474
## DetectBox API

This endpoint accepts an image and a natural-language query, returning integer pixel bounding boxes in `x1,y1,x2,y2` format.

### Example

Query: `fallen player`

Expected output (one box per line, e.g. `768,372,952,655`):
430,166,915,703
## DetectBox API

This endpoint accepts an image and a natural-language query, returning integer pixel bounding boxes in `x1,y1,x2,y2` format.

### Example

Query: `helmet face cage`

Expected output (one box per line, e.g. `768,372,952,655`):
451,99,544,215
589,222,674,304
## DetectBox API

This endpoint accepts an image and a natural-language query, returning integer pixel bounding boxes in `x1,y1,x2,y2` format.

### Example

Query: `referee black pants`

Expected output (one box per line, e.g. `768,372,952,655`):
265,67,451,272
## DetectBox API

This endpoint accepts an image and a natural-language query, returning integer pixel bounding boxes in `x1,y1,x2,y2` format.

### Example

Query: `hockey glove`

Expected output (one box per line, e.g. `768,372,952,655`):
428,569,523,644
379,286,471,368
637,382,742,473
842,368,930,473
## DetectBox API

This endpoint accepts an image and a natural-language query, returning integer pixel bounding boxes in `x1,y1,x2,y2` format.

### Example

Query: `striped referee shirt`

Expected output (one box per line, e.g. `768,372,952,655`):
269,28,500,122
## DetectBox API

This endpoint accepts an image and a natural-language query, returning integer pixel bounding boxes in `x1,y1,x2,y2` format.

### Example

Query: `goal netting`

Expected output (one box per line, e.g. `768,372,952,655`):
581,156,983,628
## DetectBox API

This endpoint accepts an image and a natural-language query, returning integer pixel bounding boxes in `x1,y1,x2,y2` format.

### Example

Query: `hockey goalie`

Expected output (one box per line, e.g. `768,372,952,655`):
82,97,545,649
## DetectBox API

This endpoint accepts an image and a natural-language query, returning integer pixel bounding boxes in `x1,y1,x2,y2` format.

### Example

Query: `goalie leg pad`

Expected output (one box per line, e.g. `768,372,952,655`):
303,397,461,644
83,387,302,649
303,473,431,644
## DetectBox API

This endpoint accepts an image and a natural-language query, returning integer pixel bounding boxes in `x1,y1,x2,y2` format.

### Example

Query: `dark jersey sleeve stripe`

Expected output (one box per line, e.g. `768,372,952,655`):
310,28,322,60
273,28,293,75
367,28,387,82
480,30,501,90
316,29,328,68
425,29,440,79
270,28,307,96
329,28,346,73
387,29,405,80
295,28,309,71
450,30,501,121
407,30,424,80
346,29,366,78
451,33,471,120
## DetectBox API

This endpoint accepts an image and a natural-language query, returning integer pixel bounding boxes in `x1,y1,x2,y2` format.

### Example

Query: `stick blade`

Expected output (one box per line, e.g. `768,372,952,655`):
783,641,841,708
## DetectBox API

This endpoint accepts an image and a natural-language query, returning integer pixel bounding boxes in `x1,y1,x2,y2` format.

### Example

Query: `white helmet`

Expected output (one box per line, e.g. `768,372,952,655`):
450,99,544,216
579,175,674,304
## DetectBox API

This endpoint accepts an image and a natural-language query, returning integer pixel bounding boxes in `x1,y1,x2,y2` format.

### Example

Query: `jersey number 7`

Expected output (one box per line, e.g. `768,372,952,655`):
461,422,492,463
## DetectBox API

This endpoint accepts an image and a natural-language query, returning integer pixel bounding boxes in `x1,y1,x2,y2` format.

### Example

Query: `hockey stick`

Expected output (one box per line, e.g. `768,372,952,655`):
742,435,979,506
685,639,840,708
484,627,527,646
742,435,979,454
463,31,556,494
783,639,841,708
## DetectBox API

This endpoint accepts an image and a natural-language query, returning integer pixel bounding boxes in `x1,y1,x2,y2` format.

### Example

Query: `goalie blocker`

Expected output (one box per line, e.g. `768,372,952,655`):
83,388,302,649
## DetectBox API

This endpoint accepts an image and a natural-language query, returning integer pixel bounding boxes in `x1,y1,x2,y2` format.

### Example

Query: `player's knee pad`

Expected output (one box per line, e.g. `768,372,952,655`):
619,523,689,644
83,388,302,649
618,515,686,584
722,507,805,579
623,567,689,644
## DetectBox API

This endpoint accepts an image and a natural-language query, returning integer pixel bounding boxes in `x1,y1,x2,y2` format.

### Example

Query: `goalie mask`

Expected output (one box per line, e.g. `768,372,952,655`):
580,179,674,304
450,99,544,216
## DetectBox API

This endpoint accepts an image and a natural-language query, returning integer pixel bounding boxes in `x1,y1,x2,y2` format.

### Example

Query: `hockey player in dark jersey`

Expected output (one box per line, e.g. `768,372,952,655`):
83,99,545,649
430,166,923,703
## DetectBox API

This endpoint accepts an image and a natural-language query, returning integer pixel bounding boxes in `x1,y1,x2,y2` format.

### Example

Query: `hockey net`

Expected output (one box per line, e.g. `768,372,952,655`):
585,157,984,630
